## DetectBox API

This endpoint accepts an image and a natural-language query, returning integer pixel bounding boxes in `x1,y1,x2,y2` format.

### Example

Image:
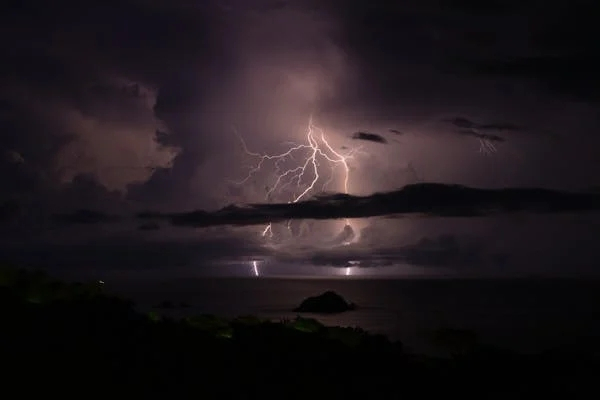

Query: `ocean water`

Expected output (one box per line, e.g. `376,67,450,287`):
103,277,600,355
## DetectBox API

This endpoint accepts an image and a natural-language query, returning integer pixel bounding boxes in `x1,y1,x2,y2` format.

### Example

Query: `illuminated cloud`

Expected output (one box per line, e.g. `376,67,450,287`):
2,0,600,277
51,80,180,191
1,72,180,197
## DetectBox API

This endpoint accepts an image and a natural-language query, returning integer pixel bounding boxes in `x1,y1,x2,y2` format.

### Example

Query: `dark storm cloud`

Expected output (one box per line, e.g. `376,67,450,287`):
477,123,520,131
0,0,218,210
2,0,600,281
388,129,405,135
457,131,505,143
323,1,538,106
123,1,355,210
472,55,600,102
439,116,559,147
446,117,477,130
3,0,593,214
0,174,133,242
445,117,521,133
351,131,388,144
448,1,600,102
2,0,361,219
51,175,130,213
325,0,600,115
140,183,600,228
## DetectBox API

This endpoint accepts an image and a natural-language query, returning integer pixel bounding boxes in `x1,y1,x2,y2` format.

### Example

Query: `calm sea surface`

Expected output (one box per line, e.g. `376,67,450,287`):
102,277,600,355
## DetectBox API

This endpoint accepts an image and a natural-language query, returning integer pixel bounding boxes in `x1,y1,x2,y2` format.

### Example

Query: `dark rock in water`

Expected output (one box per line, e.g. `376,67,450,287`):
293,291,357,314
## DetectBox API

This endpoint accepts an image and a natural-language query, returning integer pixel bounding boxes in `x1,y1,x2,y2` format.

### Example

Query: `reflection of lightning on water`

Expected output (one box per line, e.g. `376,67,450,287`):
252,260,260,277
345,260,360,277
233,115,362,238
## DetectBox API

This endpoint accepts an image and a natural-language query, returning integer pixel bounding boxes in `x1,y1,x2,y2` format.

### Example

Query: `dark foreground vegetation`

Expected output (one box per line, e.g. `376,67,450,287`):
1,267,598,398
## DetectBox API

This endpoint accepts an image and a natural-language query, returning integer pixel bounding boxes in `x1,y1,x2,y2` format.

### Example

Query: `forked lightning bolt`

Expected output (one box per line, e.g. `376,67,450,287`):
233,116,362,237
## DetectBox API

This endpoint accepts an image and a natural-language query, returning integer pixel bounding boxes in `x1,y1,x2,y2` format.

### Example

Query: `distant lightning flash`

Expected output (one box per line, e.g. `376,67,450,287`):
456,129,501,155
261,224,273,238
233,116,362,238
477,136,498,155
252,260,260,277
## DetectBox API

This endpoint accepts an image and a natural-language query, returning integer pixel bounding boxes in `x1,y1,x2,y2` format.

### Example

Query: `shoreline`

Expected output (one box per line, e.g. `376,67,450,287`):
1,266,598,397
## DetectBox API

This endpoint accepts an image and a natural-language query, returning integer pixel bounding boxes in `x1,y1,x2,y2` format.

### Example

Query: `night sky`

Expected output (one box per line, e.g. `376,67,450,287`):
1,0,599,277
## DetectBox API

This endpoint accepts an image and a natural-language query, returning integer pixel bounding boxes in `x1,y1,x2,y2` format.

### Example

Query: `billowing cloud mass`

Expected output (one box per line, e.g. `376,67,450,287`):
9,80,178,191
1,0,600,277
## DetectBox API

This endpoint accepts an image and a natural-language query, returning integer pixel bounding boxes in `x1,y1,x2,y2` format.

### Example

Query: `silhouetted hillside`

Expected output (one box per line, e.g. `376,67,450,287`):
1,266,597,397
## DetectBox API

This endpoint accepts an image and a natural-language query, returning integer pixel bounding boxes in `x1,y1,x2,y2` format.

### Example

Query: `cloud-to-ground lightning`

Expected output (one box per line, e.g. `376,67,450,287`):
233,116,363,241
345,260,360,276
252,260,260,277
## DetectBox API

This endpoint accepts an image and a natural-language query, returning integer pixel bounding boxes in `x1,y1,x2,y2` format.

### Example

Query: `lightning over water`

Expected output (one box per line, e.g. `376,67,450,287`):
233,116,362,241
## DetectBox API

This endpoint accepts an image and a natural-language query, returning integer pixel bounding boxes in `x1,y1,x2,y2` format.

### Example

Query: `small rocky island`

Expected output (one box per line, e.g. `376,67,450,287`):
293,291,357,314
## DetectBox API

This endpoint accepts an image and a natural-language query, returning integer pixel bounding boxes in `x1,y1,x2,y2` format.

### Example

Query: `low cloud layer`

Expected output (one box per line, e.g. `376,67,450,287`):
445,117,521,133
139,183,600,228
